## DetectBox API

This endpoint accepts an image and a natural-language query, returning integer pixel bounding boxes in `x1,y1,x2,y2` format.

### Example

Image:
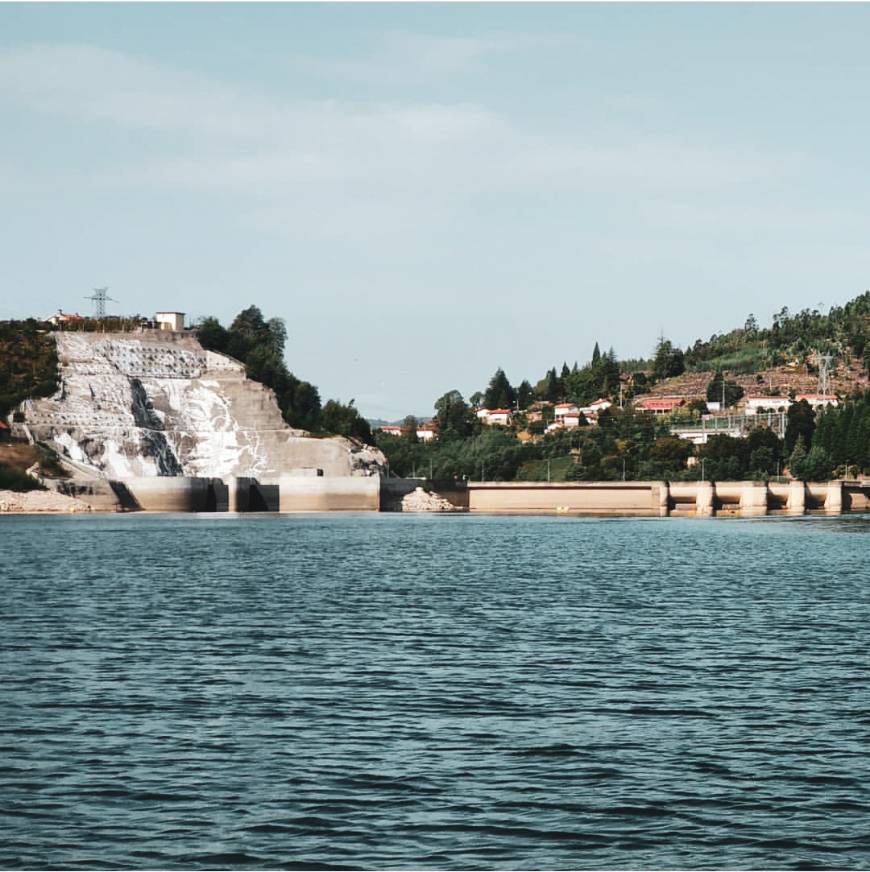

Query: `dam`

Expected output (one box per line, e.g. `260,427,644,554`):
460,479,870,517
38,474,870,515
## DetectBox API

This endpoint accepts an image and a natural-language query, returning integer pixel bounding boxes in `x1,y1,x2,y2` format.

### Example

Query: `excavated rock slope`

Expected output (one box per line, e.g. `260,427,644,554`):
18,331,384,480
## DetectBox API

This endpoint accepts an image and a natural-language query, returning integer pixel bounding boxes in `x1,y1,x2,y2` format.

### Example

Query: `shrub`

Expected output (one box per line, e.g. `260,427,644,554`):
0,462,43,492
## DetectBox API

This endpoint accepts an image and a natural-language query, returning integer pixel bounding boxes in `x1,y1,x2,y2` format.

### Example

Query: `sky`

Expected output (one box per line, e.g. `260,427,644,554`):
2,3,870,419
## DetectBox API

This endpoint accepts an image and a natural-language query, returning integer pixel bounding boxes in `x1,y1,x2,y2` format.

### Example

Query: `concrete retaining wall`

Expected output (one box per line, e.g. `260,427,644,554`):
467,481,668,516
276,475,380,512
123,476,220,512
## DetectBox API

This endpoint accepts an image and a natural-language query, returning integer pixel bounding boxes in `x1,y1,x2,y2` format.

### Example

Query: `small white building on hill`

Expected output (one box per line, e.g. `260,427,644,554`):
155,311,186,332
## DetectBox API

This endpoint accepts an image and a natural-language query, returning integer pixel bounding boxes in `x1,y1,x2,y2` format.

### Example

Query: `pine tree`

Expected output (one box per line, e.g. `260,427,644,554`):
545,368,560,403
516,380,534,410
484,368,515,410
788,437,808,480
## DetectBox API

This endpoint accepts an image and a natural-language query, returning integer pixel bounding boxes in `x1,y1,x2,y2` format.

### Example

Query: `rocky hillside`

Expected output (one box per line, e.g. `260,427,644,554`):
13,331,384,480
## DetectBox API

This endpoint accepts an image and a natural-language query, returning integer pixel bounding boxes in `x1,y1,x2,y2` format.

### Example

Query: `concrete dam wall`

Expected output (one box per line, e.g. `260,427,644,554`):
30,474,870,515
464,480,869,517
15,330,384,481
110,475,380,513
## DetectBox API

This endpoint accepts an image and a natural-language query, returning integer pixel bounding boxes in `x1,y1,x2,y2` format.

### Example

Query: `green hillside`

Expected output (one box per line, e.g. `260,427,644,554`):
0,319,59,418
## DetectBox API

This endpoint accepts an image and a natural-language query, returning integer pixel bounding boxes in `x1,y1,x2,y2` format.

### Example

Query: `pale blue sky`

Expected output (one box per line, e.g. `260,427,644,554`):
2,3,870,419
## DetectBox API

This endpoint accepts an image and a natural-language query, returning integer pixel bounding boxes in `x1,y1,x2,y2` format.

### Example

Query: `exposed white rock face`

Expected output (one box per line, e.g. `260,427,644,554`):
400,487,461,512
19,331,385,480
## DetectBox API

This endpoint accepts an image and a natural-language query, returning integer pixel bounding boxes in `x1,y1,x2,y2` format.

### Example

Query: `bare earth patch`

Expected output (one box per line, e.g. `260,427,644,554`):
0,490,93,513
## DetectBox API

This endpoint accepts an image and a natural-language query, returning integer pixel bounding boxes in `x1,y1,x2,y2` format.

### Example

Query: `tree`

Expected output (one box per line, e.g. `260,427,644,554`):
785,399,816,455
516,380,534,410
402,415,419,443
321,399,374,444
652,337,685,380
802,445,834,481
706,371,744,407
266,317,288,357
699,434,751,480
788,437,808,480
484,368,515,410
649,435,693,465
434,390,475,441
196,317,228,353
592,342,601,365
285,379,322,431
544,367,561,402
228,305,271,359
746,427,783,478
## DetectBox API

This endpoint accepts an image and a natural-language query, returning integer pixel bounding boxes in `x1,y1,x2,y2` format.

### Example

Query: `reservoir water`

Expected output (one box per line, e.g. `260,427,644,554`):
2,513,869,870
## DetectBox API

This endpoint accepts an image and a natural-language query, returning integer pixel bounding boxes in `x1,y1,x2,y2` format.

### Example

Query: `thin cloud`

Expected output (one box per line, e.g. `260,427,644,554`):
0,41,807,245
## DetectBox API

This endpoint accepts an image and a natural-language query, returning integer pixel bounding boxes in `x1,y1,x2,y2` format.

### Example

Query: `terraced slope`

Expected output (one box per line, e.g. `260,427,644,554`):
15,331,384,480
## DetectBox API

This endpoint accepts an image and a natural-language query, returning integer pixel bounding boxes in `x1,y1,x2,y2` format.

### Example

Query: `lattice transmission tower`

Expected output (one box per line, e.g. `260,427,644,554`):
84,287,118,318
815,350,834,397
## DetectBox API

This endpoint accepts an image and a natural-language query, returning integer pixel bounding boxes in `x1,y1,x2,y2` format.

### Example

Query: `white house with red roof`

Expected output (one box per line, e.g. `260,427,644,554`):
578,398,612,425
554,402,579,418
416,421,438,442
47,310,85,326
484,409,513,426
379,425,404,437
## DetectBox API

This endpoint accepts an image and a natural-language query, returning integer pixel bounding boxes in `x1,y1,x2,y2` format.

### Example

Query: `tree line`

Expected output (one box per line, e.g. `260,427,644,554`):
196,307,374,443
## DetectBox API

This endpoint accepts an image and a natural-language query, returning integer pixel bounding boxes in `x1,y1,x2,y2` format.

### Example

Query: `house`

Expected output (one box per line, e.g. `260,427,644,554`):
524,402,551,424
578,398,611,425
485,409,513,426
155,311,186,332
554,402,579,418
47,310,85,326
795,394,839,410
744,396,792,415
416,422,438,442
586,398,612,413
379,425,404,437
546,411,585,431
637,396,687,415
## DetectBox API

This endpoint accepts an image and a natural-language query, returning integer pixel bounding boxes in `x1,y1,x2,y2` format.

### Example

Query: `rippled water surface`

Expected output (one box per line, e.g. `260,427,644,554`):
2,513,870,870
